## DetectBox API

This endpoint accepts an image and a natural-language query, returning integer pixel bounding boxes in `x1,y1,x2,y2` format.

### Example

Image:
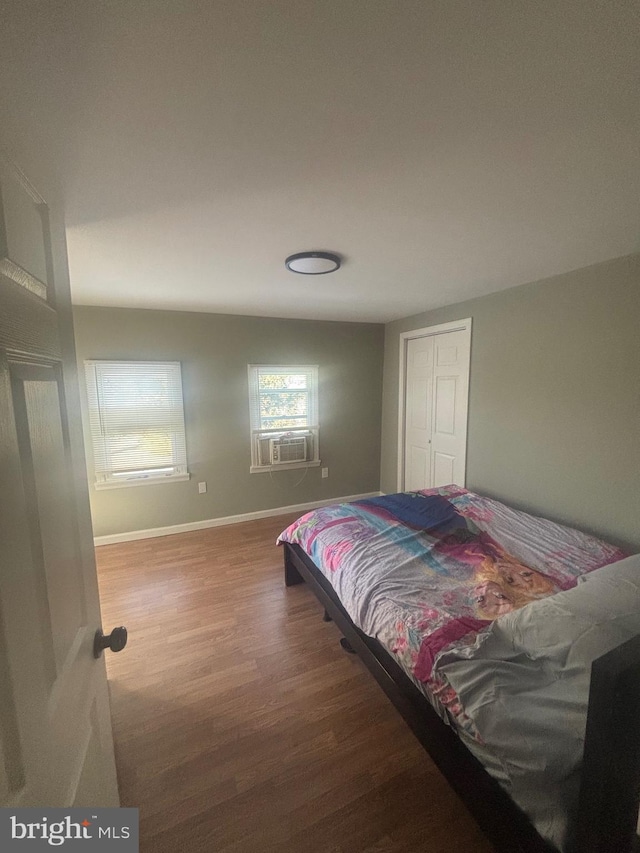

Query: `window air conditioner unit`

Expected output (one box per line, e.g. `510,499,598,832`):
269,435,309,465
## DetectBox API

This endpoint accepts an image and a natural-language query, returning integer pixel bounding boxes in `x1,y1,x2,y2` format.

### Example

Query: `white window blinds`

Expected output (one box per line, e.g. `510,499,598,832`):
85,360,188,487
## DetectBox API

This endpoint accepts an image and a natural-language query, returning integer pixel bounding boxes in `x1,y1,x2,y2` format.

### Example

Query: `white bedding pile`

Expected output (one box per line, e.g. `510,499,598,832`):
436,553,640,850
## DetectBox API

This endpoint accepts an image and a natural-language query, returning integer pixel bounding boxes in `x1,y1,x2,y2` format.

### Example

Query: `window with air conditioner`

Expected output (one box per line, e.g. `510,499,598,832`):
248,364,320,472
85,360,189,488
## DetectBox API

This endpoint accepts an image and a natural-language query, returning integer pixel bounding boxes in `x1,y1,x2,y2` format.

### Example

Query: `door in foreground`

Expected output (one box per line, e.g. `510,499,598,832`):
0,153,120,807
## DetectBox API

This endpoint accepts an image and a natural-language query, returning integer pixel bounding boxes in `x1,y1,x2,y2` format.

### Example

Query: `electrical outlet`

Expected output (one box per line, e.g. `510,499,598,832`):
198,481,207,494
321,467,329,479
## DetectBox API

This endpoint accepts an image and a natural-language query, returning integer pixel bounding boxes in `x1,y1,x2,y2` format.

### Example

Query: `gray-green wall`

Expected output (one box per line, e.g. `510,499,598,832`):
73,306,384,537
381,254,640,552
76,254,640,549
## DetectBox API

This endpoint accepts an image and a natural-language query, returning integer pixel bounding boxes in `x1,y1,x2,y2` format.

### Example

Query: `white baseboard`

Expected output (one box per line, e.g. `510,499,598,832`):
93,491,382,546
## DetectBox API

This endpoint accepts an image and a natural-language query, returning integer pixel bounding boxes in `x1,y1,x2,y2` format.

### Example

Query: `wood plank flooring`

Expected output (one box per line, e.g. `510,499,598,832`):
95,515,493,853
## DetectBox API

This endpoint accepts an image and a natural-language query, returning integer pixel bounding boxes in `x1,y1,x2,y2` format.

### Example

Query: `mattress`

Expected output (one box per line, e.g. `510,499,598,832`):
277,486,636,850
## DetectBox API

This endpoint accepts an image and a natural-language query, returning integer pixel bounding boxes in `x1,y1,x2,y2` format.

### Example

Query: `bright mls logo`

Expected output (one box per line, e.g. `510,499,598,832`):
0,808,138,850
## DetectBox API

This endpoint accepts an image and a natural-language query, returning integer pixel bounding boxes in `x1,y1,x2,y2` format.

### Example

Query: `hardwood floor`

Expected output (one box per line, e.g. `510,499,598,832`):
96,515,493,853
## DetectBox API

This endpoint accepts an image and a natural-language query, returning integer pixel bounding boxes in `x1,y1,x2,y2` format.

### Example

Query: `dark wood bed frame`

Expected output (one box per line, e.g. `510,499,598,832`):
283,541,640,853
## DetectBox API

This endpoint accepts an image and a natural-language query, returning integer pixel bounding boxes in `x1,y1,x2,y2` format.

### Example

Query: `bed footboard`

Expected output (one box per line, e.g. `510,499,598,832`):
284,544,304,587
573,635,640,853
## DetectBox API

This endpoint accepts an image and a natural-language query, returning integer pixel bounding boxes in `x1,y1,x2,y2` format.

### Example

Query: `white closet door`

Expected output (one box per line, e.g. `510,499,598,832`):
403,335,434,491
430,329,471,488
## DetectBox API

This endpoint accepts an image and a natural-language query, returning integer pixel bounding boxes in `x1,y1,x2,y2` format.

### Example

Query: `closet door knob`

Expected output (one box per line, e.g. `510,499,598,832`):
94,626,128,659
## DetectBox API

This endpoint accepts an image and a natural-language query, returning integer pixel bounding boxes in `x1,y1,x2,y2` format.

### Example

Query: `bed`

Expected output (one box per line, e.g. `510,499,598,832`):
277,486,640,853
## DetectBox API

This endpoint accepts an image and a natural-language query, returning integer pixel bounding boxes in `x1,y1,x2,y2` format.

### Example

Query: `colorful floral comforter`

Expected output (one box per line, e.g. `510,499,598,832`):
277,486,626,736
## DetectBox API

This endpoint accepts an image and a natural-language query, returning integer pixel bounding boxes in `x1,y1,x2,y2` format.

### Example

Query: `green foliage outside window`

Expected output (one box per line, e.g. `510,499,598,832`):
258,373,309,429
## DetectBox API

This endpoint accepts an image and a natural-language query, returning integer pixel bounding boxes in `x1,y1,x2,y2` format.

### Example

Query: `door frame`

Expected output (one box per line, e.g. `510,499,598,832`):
397,318,472,492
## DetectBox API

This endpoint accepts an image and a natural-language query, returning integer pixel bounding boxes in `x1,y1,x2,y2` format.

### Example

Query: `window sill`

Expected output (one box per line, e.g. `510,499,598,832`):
94,473,191,490
250,460,321,474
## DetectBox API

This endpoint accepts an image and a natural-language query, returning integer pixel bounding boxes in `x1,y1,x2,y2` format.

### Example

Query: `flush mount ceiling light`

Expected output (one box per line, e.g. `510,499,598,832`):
285,251,341,275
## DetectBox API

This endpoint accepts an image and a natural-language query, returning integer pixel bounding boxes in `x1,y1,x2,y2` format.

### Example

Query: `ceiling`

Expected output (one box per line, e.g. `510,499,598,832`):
0,1,638,323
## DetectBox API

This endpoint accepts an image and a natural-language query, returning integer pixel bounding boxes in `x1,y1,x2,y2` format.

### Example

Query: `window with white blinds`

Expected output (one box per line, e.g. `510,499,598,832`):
247,364,320,472
85,360,189,488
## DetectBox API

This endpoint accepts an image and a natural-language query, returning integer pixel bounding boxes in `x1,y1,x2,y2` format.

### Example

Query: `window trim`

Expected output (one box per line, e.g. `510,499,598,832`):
247,363,320,473
93,472,191,490
85,359,190,489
